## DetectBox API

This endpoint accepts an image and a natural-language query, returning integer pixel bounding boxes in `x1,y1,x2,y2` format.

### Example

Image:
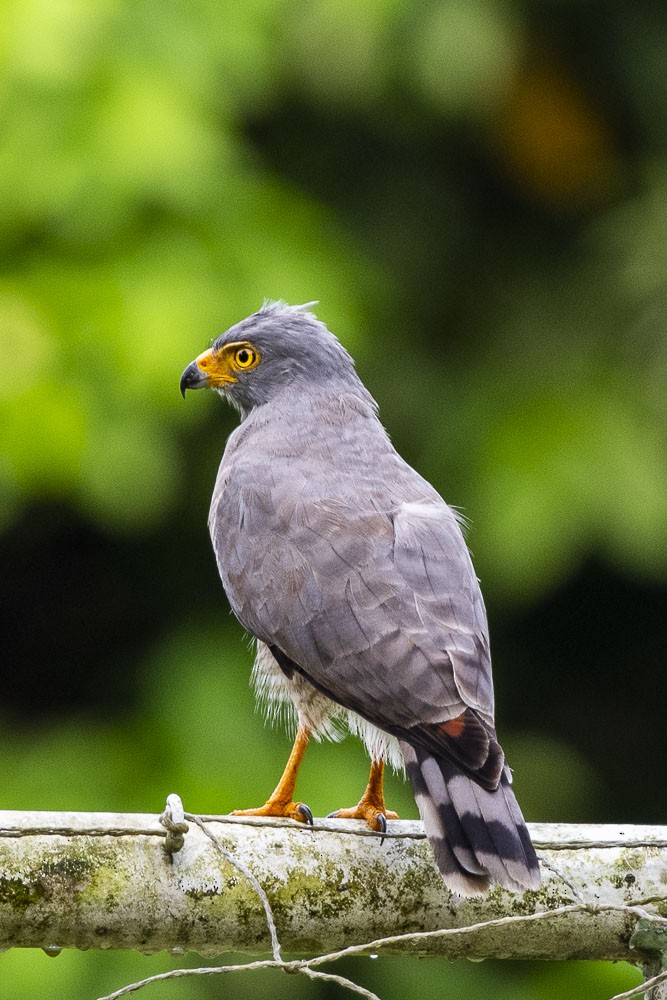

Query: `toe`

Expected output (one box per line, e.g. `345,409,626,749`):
326,805,395,834
293,802,313,825
231,800,313,823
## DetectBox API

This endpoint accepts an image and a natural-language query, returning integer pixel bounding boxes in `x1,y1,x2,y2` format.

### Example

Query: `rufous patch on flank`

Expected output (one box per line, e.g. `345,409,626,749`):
440,714,466,739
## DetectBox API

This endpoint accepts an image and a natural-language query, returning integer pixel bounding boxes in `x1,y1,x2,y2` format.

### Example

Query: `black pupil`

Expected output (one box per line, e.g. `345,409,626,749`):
238,349,250,365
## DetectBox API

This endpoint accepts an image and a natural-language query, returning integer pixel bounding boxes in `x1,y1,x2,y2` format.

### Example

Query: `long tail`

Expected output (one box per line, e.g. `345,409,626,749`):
401,741,540,895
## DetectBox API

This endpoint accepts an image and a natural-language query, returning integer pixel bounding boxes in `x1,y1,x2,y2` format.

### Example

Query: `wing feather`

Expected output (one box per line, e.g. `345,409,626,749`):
218,499,494,764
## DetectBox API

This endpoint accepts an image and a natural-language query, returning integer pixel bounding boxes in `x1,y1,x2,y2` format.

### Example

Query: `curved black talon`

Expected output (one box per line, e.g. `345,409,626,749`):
377,813,387,845
296,803,313,826
326,810,339,819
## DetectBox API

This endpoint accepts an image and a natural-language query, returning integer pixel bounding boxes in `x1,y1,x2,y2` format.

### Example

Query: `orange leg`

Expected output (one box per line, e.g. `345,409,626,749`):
328,758,399,833
233,725,313,824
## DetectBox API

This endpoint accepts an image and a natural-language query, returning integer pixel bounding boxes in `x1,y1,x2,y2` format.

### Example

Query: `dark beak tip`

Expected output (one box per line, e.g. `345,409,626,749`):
179,361,200,399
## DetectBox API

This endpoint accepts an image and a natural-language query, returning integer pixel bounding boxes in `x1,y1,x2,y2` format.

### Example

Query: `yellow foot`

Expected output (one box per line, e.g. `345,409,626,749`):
232,800,313,825
327,802,399,834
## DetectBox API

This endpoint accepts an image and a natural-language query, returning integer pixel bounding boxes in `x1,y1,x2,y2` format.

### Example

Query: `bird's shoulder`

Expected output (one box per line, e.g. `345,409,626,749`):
209,387,477,580
211,388,423,518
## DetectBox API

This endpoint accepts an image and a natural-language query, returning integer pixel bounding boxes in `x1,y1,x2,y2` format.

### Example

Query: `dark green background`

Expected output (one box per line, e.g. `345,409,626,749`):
1,0,665,995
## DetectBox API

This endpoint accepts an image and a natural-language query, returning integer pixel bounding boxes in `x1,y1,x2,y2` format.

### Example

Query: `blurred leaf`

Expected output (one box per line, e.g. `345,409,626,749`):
0,382,86,493
283,0,402,107
503,732,601,822
2,0,115,84
412,0,522,118
78,414,183,533
471,383,667,601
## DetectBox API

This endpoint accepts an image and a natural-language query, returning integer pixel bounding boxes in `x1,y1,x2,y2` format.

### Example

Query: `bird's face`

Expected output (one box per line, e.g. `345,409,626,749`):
180,303,362,415
179,330,287,415
180,340,261,396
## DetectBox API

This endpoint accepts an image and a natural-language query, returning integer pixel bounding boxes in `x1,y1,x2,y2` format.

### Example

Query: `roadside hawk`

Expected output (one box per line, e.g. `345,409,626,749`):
180,302,540,895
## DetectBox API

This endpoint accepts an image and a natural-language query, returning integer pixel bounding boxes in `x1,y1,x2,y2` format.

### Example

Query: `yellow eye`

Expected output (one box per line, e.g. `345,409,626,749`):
233,345,259,370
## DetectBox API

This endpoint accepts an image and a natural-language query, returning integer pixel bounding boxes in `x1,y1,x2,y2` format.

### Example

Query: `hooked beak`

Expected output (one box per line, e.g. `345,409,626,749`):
179,349,214,398
180,362,206,398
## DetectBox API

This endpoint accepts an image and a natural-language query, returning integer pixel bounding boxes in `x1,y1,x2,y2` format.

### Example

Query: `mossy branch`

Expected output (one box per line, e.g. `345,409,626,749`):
1,808,666,965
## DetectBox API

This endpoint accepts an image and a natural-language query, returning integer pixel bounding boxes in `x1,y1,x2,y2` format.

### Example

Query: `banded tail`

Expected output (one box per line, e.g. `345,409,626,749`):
402,741,540,895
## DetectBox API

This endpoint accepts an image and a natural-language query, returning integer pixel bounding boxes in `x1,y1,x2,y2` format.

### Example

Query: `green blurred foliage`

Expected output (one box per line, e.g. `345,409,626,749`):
0,0,665,996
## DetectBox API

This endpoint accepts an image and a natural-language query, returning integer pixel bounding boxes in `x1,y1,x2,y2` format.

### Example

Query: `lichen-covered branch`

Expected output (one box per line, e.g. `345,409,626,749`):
0,810,666,963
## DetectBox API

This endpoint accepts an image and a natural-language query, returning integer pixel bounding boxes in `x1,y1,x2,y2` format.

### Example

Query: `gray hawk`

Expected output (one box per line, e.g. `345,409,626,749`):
180,301,540,895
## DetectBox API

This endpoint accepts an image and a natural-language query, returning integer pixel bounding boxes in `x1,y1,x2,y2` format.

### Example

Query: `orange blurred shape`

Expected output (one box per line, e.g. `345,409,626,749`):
492,54,622,210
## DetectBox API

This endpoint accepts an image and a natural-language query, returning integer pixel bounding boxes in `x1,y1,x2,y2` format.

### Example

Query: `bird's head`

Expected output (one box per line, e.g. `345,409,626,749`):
180,301,364,415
